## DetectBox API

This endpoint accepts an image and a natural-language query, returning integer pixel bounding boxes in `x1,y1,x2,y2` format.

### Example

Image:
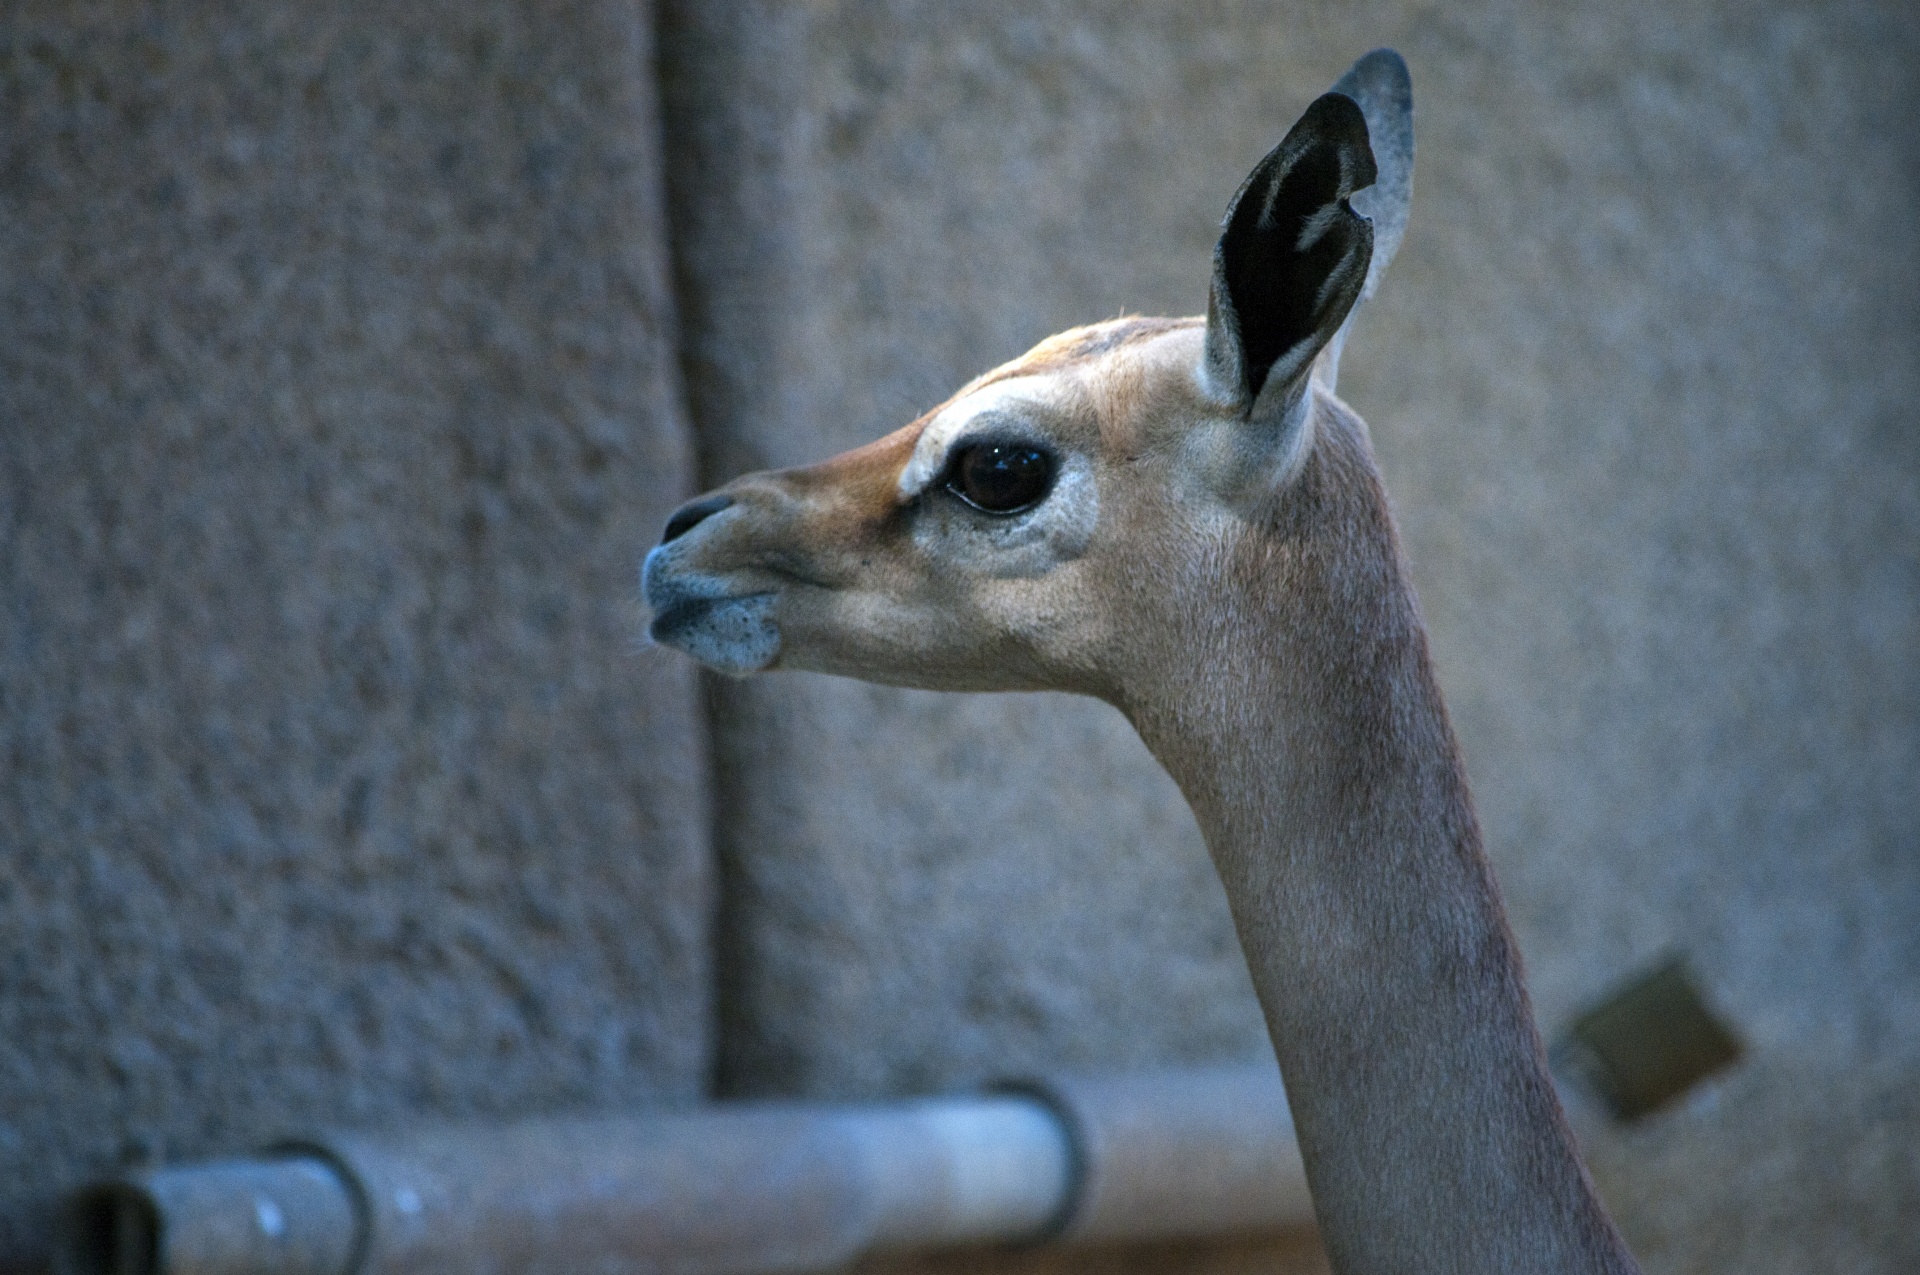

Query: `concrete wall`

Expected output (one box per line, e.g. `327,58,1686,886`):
0,3,708,1267
660,4,1918,1275
2,2,1915,1273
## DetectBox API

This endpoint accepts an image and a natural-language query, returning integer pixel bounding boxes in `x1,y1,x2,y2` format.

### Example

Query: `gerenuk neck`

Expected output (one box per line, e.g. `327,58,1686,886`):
1122,402,1640,1275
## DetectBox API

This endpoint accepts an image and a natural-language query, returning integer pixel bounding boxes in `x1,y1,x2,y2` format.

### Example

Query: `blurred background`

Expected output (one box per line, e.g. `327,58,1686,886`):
2,2,1915,1272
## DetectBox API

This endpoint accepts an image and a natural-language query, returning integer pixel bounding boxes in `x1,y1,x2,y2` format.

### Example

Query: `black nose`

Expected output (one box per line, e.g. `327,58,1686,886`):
660,494,734,545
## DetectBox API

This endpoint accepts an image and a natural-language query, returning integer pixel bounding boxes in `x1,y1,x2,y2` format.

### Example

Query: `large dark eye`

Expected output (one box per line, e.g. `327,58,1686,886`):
945,443,1055,514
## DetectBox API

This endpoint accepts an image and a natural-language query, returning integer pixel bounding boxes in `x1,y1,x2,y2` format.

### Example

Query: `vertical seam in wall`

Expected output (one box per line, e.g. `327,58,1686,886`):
648,0,729,1098
636,0,724,1103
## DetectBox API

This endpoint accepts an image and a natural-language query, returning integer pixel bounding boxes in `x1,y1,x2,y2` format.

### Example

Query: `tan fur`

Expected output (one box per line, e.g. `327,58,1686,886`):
642,317,1641,1274
966,315,1202,392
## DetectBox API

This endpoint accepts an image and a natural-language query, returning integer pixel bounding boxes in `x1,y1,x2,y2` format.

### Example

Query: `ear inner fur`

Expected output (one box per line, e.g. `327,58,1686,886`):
1209,92,1378,410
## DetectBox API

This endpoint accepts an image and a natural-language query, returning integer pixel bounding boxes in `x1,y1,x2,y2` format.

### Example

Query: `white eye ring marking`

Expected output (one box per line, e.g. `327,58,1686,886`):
897,376,1068,501
899,374,1095,577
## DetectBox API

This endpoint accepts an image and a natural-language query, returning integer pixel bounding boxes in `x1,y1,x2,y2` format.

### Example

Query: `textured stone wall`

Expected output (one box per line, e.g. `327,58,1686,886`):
0,3,708,1267
659,4,1919,1274
3,2,1914,1272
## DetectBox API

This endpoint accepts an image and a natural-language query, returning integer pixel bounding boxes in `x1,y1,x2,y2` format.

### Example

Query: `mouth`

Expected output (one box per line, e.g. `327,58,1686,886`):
647,590,782,676
642,547,783,675
646,591,763,643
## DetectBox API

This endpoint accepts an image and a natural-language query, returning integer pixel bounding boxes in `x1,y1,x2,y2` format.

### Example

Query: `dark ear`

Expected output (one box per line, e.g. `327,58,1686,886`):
1204,93,1377,416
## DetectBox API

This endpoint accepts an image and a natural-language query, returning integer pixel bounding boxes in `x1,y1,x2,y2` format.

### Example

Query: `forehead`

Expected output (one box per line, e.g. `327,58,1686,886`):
968,315,1201,392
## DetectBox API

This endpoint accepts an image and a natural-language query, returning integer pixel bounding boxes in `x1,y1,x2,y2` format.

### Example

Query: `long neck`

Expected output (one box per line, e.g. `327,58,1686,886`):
1123,406,1638,1275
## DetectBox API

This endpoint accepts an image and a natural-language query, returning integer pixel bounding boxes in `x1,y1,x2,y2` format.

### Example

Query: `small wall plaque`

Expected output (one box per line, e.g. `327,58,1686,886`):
1552,956,1744,1120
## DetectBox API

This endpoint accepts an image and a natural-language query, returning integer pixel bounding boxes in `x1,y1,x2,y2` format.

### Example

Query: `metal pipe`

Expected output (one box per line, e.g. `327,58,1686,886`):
60,1157,360,1275
1025,1065,1312,1243
58,1065,1312,1275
